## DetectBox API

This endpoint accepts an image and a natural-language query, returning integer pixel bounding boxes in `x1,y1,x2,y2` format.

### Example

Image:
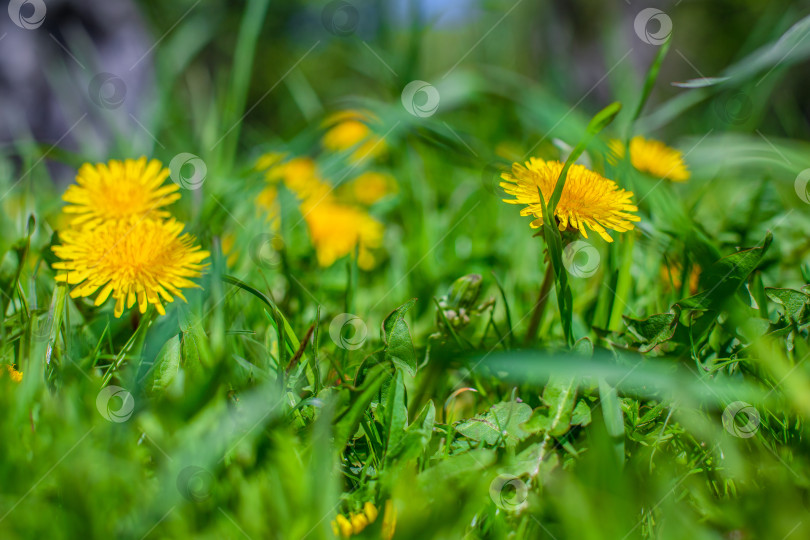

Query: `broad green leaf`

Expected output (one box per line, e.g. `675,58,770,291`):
179,308,213,368
623,310,680,353
419,449,497,488
455,401,532,446
387,400,435,463
677,233,773,311
334,364,389,448
523,375,577,437
573,336,594,356
382,299,418,376
571,400,592,427
512,444,560,478
766,288,810,322
383,370,408,455
148,334,182,393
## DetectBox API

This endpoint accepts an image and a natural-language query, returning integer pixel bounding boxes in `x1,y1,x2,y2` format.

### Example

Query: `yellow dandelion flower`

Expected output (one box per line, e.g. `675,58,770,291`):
363,502,378,523
332,514,353,538
609,136,690,182
344,171,396,205
330,502,381,539
52,217,209,317
322,110,386,164
500,158,640,243
350,513,369,532
4,365,23,383
62,157,181,228
301,200,383,270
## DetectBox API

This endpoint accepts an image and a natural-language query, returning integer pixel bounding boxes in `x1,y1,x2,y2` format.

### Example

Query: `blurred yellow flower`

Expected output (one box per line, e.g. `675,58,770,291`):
258,155,332,202
62,157,180,229
331,501,381,538
53,217,209,317
254,151,287,175
255,185,282,229
345,171,396,205
221,232,240,268
363,501,378,523
4,365,23,383
254,152,387,270
609,136,690,182
381,500,396,540
661,262,701,295
301,199,383,270
322,110,386,164
501,158,640,243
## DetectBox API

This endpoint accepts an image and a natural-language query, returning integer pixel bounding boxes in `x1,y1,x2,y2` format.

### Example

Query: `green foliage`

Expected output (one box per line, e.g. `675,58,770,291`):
2,1,810,539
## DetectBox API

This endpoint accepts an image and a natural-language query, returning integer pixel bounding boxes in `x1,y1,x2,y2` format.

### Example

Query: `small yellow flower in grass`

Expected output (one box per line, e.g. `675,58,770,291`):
301,199,383,270
344,171,397,205
4,365,23,383
331,502,382,538
258,155,332,202
332,514,353,538
62,157,181,228
661,262,701,295
363,502,378,522
501,158,640,243
221,232,241,268
609,136,690,182
53,217,209,317
322,110,387,164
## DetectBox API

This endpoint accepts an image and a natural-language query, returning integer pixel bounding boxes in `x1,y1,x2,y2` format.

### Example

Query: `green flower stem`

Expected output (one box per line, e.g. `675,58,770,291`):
101,307,157,386
607,232,635,331
524,258,554,346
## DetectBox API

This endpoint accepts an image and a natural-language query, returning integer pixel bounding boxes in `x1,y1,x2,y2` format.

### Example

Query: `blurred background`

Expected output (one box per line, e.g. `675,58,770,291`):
3,0,809,326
